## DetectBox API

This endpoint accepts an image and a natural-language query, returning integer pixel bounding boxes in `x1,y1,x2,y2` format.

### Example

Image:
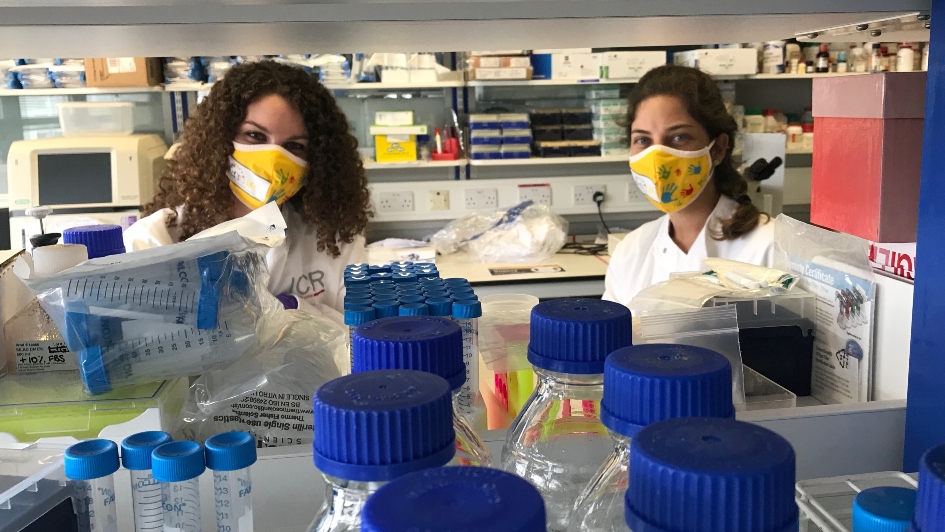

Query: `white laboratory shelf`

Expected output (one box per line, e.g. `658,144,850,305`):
0,86,165,96
468,154,627,166
749,71,870,79
468,78,640,87
362,158,466,170
326,80,465,90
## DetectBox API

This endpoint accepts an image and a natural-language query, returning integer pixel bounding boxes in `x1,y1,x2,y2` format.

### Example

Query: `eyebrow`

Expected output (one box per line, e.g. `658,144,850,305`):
630,123,696,135
243,121,309,141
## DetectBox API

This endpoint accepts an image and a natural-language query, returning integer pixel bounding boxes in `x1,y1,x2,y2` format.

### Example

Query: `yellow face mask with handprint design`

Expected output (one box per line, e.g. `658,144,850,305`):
227,142,309,210
628,141,715,213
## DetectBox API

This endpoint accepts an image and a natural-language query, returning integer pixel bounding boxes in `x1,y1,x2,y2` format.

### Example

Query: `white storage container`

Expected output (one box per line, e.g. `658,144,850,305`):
57,102,135,136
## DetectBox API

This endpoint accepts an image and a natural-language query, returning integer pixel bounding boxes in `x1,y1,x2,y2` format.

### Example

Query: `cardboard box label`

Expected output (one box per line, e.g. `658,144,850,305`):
14,341,78,373
107,57,138,74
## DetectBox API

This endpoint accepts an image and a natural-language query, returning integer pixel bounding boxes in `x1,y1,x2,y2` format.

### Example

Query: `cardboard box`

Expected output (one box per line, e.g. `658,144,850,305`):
531,52,601,80
374,135,418,163
601,51,666,79
84,57,163,88
673,49,758,76
467,56,533,69
811,73,925,242
468,67,533,81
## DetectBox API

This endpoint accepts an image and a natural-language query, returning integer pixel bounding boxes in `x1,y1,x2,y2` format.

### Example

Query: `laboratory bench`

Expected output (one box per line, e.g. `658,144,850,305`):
435,251,609,299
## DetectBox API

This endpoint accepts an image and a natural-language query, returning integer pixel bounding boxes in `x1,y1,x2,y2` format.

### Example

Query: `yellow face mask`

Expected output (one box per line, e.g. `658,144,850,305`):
227,142,309,210
629,141,715,213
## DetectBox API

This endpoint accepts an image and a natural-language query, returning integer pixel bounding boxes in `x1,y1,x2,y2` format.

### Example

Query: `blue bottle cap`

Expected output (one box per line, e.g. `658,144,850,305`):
345,286,373,296
345,297,375,310
347,263,369,271
625,417,797,532
78,346,111,395
452,300,482,319
345,265,368,274
412,262,436,270
426,297,454,317
422,289,449,298
372,285,399,294
121,431,172,470
415,270,439,279
369,265,392,274
361,467,546,532
392,272,418,283
419,277,445,284
345,275,372,286
65,439,120,480
451,293,479,302
914,444,945,532
205,431,257,472
528,298,632,374
396,287,423,296
602,344,734,437
852,487,916,532
443,278,468,286
398,303,430,316
398,295,427,305
345,307,377,327
390,261,414,268
62,224,125,259
370,279,395,287
152,441,206,482
371,272,394,281
353,316,464,390
373,300,401,319
448,286,475,296
313,370,455,481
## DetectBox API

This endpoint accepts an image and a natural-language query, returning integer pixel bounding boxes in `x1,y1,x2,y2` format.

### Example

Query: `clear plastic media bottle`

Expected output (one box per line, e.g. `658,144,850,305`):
306,370,457,532
205,431,257,532
912,443,945,532
501,298,632,531
624,417,798,532
151,441,206,532
352,316,493,467
120,430,173,532
65,439,120,532
361,467,546,532
569,344,735,532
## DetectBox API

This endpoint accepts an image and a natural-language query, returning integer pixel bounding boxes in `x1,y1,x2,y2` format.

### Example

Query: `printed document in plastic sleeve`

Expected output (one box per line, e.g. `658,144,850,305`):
787,256,874,403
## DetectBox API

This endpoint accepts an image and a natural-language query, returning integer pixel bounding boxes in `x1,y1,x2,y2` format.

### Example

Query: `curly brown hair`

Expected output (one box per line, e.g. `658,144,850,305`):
626,64,767,240
145,60,372,257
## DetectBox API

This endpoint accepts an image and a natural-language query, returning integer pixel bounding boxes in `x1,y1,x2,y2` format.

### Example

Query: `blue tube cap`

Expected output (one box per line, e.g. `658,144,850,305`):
345,307,377,327
443,278,468,286
398,303,430,316
398,295,426,305
65,439,120,480
79,346,111,395
914,444,945,532
452,300,482,319
152,441,206,482
853,487,916,532
361,467,546,532
205,431,257,472
373,301,401,319
415,270,439,279
345,285,373,295
602,344,734,437
392,272,418,283
353,317,465,390
313,370,455,481
625,417,797,532
426,298,453,317
121,431,173,470
369,265,392,274
371,272,394,281
344,275,372,286
62,224,125,259
527,298,632,374
344,298,375,310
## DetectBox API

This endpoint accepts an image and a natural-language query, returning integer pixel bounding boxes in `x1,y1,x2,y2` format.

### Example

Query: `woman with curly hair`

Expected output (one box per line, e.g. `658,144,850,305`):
603,65,773,305
123,61,372,322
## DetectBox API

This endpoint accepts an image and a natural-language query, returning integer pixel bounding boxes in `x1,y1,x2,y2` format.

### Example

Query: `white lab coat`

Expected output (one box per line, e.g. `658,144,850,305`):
603,195,774,306
123,203,366,326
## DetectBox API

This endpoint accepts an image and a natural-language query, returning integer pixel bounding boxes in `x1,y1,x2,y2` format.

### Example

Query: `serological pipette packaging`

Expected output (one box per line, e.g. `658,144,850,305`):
176,309,346,447
14,230,281,394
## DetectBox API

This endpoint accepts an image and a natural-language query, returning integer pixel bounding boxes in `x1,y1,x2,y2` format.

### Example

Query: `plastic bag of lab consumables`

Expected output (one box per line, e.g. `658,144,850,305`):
431,201,568,263
176,309,346,447
15,231,280,395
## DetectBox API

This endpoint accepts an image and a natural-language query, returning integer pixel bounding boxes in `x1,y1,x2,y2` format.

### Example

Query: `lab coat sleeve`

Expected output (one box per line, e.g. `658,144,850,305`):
602,261,620,303
122,209,178,251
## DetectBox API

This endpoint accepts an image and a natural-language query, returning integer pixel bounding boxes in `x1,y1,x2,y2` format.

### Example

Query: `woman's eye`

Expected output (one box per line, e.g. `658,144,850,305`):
672,134,691,144
632,137,651,146
284,142,307,154
244,131,266,142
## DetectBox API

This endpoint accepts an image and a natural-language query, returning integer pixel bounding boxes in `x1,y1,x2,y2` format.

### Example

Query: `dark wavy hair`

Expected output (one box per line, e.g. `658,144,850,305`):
145,60,372,257
626,64,767,240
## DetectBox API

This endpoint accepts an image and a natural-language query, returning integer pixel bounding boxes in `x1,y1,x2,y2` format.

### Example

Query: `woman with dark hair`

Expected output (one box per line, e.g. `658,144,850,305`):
603,64,773,305
123,60,372,322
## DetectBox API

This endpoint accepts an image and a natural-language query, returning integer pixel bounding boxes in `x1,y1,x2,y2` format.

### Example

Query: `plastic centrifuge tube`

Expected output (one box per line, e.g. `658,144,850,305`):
569,344,734,532
361,467,546,532
152,440,206,532
451,300,487,431
352,316,493,467
121,431,173,532
307,370,456,532
65,439,121,532
206,431,258,532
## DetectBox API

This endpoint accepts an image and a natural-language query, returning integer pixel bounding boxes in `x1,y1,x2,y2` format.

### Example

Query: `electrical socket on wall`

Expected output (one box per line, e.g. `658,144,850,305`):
573,184,607,205
464,188,499,210
428,190,450,211
518,184,552,206
626,182,647,203
377,191,415,212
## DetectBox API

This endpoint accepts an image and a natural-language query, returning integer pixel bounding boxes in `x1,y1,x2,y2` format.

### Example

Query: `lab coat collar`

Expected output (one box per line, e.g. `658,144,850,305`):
655,195,739,258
